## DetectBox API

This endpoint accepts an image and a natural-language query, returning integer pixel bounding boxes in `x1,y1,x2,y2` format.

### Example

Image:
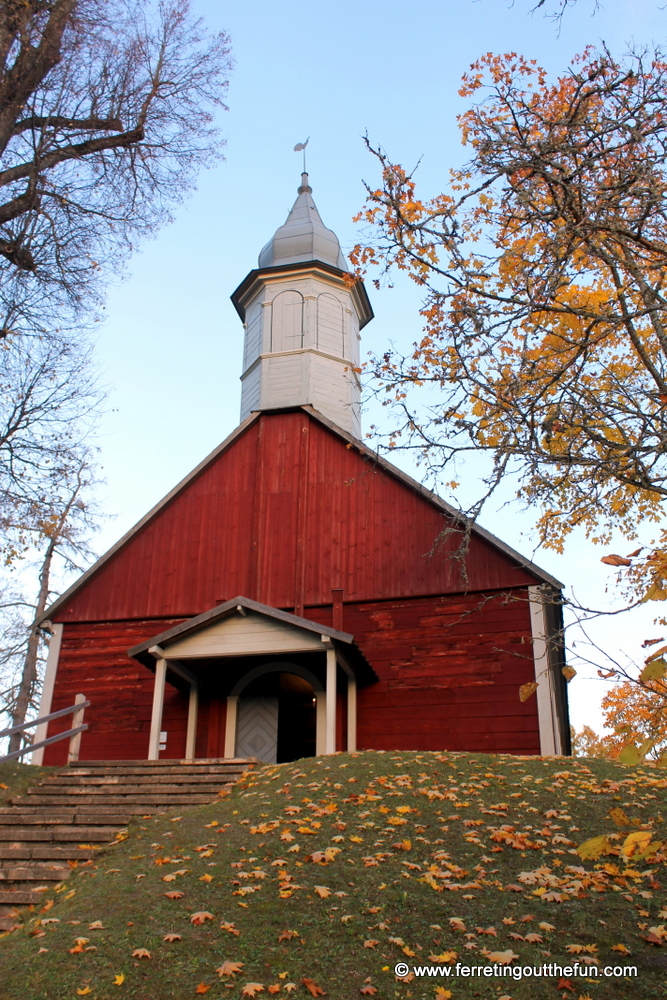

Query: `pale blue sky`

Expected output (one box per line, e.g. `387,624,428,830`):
87,0,666,733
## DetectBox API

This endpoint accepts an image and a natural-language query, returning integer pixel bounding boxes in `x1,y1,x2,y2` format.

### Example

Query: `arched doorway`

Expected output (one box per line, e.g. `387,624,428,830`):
234,666,318,763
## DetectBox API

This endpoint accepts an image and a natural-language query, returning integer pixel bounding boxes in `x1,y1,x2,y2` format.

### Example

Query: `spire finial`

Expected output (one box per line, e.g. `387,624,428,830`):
293,137,309,173
298,171,312,194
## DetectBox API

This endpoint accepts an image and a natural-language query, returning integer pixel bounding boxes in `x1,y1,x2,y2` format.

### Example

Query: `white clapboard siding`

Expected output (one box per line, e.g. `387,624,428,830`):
240,364,262,420
263,352,308,407
235,697,278,762
243,301,264,370
309,354,361,438
165,611,324,658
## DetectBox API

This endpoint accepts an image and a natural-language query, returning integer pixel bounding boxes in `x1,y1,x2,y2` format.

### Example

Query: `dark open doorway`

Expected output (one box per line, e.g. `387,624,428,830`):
237,671,316,763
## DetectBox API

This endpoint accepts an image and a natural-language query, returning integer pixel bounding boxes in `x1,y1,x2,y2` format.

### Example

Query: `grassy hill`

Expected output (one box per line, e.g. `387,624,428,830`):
1,750,665,999
0,759,55,804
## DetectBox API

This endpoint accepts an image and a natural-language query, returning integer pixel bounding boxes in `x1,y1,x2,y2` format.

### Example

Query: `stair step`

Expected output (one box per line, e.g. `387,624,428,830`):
0,867,70,881
25,782,227,796
39,773,238,787
3,804,140,818
0,827,122,842
14,794,220,807
0,810,78,822
0,890,51,905
65,758,252,767
0,757,249,926
0,847,95,861
0,812,130,825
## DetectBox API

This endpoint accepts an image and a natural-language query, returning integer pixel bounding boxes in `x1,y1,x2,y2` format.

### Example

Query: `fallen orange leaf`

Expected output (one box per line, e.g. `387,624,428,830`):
484,949,518,965
113,973,125,985
163,933,181,942
216,961,244,977
190,911,214,925
241,985,265,997
132,948,151,959
302,978,325,997
76,990,92,996
195,985,211,994
164,891,184,899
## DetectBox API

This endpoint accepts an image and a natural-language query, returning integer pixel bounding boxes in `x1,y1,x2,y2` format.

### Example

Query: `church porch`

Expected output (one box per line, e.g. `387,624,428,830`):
128,596,375,764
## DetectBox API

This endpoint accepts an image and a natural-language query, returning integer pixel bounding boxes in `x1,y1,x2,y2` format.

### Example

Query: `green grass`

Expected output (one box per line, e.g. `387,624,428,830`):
1,751,666,999
0,759,55,804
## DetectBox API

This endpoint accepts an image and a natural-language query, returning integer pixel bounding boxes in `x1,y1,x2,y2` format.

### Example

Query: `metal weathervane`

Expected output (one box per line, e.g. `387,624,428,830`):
294,137,309,172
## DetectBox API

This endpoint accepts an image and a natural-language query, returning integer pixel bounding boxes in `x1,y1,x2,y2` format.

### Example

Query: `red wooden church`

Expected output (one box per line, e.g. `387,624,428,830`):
34,174,570,767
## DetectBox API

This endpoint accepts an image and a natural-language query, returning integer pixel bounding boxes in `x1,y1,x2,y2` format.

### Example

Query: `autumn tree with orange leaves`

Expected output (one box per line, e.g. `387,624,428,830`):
572,675,667,762
352,47,667,610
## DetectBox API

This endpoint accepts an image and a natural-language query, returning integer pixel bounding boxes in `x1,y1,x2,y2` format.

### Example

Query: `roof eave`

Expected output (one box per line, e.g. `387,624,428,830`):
230,261,374,329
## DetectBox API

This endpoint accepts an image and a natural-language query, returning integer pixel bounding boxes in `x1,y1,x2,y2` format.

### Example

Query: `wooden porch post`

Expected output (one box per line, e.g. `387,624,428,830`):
346,674,357,752
148,659,167,760
185,681,199,759
67,693,87,764
224,695,239,758
325,646,336,755
315,692,326,755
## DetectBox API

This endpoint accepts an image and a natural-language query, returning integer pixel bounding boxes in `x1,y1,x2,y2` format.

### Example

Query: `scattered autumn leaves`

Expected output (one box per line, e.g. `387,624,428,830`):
1,750,665,999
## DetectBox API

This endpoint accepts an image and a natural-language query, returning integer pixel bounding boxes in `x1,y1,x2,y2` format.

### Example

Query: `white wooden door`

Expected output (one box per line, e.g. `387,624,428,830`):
235,696,279,763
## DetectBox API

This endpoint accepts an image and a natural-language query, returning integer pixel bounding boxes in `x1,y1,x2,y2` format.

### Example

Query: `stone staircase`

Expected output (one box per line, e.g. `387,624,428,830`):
0,757,254,932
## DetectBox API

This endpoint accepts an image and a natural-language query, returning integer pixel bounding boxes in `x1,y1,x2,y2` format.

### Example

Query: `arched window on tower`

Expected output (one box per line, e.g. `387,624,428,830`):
316,293,345,356
270,290,304,351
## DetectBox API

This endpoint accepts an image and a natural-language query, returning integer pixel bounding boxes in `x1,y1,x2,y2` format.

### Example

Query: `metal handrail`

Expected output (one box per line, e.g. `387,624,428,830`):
0,695,89,764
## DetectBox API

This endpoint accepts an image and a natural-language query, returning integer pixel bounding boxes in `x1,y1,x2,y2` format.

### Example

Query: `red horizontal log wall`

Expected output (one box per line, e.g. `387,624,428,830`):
43,589,539,764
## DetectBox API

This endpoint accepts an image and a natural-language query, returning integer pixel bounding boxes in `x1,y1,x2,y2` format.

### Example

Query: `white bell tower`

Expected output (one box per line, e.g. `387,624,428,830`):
231,173,373,437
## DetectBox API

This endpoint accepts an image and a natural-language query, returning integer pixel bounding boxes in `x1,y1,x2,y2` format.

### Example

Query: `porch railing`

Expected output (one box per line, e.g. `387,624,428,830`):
0,694,89,764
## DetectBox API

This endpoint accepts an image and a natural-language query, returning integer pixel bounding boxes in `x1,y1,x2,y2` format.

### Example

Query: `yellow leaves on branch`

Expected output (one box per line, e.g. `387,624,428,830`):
353,48,667,580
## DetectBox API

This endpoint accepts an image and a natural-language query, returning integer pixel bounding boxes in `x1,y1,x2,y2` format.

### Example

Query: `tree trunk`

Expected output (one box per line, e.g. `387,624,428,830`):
7,499,69,757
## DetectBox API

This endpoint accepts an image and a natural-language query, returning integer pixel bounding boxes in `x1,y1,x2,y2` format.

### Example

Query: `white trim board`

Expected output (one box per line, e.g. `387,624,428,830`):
529,586,563,755
31,623,63,765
